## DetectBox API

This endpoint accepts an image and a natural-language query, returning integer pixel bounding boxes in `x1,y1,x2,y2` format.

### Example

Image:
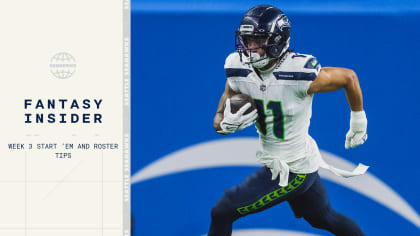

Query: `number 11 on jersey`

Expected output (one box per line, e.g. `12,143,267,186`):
253,99,285,140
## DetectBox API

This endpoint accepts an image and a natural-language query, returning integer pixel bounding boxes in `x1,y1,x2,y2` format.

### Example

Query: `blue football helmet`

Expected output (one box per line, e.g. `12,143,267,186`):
235,5,291,68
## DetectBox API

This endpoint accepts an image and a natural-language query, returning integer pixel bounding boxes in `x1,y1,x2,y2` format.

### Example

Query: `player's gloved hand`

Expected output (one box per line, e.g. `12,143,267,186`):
345,110,368,149
218,99,258,134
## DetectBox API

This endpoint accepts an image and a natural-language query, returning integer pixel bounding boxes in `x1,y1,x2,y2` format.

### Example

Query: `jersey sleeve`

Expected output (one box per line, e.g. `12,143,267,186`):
297,55,322,97
224,52,252,93
304,56,321,73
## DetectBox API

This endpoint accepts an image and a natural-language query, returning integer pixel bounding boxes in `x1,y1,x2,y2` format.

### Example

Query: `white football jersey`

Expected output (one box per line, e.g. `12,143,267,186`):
225,51,322,174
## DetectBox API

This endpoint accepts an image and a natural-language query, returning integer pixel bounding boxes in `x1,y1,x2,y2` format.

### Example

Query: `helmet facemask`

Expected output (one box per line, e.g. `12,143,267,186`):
235,32,272,68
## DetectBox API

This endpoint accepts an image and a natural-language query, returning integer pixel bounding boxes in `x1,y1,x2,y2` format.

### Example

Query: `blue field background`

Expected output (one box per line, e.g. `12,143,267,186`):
131,1,420,235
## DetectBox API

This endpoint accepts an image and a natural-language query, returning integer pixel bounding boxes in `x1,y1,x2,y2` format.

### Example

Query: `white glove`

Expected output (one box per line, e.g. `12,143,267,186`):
217,98,258,134
345,110,368,149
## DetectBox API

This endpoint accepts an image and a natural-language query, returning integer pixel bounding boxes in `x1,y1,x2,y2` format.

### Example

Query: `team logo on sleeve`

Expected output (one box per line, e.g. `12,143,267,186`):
304,57,320,70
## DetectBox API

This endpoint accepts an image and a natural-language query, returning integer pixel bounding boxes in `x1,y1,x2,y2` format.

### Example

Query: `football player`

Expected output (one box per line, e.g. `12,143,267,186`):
209,5,368,236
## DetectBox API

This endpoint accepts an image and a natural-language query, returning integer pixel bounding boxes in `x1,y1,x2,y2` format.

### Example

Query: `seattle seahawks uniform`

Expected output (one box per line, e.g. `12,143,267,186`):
208,51,366,236
225,51,322,186
208,4,367,236
225,51,367,187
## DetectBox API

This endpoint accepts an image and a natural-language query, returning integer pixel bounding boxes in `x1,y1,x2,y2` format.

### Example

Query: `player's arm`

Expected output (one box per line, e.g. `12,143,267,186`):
307,67,367,149
213,81,258,134
213,80,239,132
307,67,363,110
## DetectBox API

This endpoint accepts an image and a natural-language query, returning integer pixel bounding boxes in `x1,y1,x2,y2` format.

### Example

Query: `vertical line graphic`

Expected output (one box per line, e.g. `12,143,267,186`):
24,152,27,236
123,0,131,235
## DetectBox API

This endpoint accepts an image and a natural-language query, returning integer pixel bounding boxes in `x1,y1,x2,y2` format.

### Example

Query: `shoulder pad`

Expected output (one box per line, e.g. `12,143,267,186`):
224,52,252,78
273,52,320,81
285,52,321,71
224,52,245,69
290,52,309,59
288,53,315,65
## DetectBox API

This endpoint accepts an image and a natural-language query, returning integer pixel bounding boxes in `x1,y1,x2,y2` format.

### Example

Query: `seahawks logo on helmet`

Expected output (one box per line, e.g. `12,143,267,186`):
276,16,290,32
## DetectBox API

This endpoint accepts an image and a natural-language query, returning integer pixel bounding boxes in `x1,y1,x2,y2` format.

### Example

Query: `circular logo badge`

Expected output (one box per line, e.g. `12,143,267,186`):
50,52,76,79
